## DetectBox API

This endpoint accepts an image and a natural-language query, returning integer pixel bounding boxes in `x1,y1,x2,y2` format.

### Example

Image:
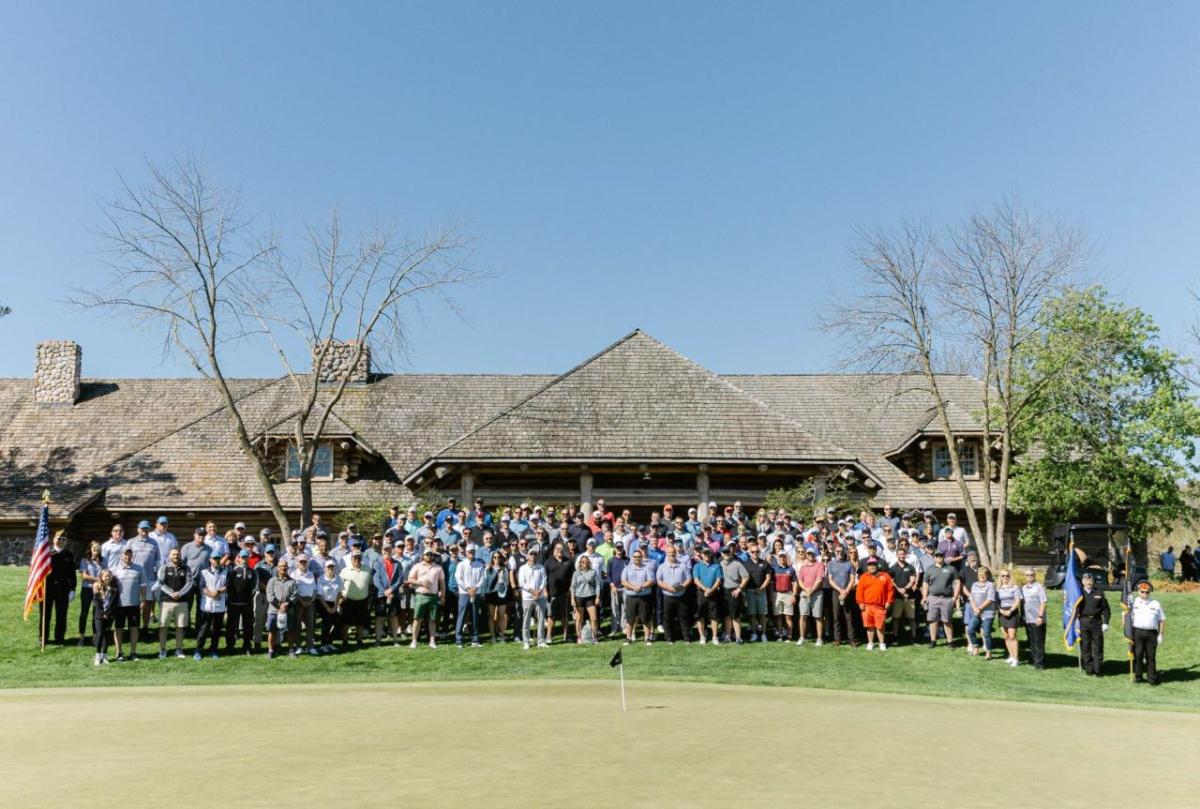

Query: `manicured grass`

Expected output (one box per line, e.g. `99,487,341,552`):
2,566,1196,711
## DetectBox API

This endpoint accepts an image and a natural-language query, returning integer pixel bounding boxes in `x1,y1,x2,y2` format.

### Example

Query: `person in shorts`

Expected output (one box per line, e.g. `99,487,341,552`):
111,548,146,660
770,553,797,641
691,547,724,644
156,547,192,659
796,549,827,646
855,559,894,650
741,544,771,642
921,551,961,648
719,545,749,644
406,548,445,648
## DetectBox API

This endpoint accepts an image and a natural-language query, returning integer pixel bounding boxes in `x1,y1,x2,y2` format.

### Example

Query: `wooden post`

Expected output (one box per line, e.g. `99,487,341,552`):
580,468,594,517
460,471,475,507
696,466,710,520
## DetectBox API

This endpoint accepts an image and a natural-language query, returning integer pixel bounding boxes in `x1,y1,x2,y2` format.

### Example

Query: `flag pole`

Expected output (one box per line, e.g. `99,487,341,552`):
1125,536,1134,683
619,659,627,712
38,489,50,654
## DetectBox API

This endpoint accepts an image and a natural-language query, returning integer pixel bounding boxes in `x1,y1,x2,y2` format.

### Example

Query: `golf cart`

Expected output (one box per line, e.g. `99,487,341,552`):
1044,523,1144,590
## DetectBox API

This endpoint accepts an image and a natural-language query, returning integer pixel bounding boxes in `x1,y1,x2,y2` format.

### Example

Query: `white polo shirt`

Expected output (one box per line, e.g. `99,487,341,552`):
1130,597,1165,631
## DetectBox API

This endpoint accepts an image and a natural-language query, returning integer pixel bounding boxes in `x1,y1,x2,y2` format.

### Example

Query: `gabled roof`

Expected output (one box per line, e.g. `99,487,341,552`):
883,401,984,457
404,330,869,484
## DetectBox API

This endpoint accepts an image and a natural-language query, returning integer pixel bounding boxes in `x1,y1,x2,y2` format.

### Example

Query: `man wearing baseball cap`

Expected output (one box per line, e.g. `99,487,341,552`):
339,549,373,649
1129,580,1166,685
129,520,162,634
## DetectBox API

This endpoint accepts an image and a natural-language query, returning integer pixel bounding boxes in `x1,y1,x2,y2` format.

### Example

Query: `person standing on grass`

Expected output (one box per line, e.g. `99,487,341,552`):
180,528,212,630
692,547,724,645
483,551,511,643
796,549,826,647
317,560,342,653
1070,572,1110,677
454,545,486,648
290,554,317,656
570,552,602,644
1130,580,1166,685
111,548,145,660
339,549,373,649
374,544,404,646
921,551,960,649
225,550,256,656
965,567,996,659
100,523,128,571
826,545,857,647
995,569,1023,667
266,559,297,659
42,531,76,646
78,541,102,646
657,544,693,644
543,542,574,644
92,569,120,665
621,549,655,646
157,547,193,659
720,545,750,645
741,544,771,643
888,547,919,646
855,559,894,651
406,548,445,649
128,521,161,633
195,552,228,660
769,551,797,642
1019,568,1047,669
518,549,549,649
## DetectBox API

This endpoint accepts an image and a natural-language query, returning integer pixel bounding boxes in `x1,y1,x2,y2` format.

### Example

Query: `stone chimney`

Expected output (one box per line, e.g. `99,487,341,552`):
312,340,371,384
34,340,82,404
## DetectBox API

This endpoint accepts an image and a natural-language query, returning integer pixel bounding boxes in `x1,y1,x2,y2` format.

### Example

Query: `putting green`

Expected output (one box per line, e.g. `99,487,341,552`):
2,680,1195,808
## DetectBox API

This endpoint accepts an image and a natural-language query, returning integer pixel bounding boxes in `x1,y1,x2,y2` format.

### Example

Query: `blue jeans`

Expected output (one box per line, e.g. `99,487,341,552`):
455,594,479,644
967,611,994,653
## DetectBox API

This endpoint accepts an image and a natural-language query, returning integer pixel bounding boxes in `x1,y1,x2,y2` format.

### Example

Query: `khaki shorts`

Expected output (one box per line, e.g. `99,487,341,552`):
161,601,190,628
798,591,824,618
773,592,795,612
891,598,915,620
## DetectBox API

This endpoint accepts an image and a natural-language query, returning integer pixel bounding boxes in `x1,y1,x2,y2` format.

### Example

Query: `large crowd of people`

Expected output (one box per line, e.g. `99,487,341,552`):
37,497,1167,684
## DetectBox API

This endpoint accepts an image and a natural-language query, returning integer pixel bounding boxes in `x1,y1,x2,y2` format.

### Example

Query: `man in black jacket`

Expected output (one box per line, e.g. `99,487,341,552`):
43,531,77,645
1071,572,1111,676
226,550,257,655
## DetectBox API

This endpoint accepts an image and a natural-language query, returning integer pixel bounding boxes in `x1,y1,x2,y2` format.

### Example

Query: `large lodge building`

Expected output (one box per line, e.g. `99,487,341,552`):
0,330,1007,563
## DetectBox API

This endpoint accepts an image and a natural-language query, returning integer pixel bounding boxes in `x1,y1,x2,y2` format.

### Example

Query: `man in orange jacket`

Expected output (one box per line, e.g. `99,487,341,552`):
855,559,895,651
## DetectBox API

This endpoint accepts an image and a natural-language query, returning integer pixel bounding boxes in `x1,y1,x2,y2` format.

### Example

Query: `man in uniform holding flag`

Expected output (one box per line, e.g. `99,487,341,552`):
42,531,77,645
1070,572,1110,676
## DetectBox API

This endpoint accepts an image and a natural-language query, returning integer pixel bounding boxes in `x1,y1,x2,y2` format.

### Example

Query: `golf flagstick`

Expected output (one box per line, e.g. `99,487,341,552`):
610,649,626,711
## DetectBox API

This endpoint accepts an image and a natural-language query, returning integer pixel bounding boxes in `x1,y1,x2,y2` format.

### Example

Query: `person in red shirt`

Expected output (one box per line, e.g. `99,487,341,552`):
855,559,895,651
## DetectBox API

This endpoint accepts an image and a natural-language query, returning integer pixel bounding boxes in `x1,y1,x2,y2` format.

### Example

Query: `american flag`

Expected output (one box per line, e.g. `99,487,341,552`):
23,504,51,621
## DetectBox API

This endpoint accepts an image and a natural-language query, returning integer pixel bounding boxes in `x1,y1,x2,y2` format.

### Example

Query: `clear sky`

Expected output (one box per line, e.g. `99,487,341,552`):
1,2,1198,379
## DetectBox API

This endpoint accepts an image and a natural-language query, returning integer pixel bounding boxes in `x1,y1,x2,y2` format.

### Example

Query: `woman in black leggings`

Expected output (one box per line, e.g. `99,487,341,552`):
92,569,119,666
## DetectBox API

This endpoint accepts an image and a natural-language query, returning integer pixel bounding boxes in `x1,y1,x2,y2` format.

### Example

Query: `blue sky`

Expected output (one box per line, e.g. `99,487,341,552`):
1,2,1198,378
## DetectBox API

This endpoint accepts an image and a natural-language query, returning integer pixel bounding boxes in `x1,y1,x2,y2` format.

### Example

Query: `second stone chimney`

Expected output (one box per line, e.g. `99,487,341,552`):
34,340,82,404
312,340,371,384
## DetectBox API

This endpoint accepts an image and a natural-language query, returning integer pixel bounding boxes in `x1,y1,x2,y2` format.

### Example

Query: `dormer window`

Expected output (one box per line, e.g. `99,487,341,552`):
933,441,978,479
286,443,334,481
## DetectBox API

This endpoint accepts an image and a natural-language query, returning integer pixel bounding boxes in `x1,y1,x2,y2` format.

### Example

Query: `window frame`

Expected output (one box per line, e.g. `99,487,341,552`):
931,440,979,480
286,442,335,481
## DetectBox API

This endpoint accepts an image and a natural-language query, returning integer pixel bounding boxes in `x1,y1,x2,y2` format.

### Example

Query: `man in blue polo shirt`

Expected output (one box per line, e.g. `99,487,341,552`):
657,545,693,643
692,547,724,644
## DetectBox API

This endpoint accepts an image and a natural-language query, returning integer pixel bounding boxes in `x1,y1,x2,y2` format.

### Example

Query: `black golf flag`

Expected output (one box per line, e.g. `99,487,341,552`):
610,649,623,668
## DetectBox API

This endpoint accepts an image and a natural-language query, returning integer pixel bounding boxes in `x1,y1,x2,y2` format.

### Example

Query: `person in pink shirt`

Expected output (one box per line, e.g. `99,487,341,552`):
796,549,828,646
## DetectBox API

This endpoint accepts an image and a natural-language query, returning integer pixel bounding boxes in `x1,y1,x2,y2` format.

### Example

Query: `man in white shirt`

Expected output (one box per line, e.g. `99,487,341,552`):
454,545,486,648
1130,580,1166,686
100,524,128,571
517,553,549,649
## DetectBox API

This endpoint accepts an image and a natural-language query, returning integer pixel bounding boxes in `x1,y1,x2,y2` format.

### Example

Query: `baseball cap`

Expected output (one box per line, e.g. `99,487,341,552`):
235,521,246,529
194,527,205,536
137,519,152,529
260,528,272,537
351,549,363,557
238,550,250,559
156,515,169,524
325,560,336,568
297,554,308,562
264,544,277,553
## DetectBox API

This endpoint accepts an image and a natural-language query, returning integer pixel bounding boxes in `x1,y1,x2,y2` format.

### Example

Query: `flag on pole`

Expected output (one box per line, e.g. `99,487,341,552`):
609,649,623,668
1062,542,1083,650
23,503,51,621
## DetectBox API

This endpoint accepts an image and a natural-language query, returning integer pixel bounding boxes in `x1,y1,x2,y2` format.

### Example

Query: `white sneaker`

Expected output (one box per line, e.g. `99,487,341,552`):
759,634,768,643
699,637,707,645
409,640,418,649
866,641,875,650
429,641,437,649
815,639,824,647
879,642,887,651
712,637,720,646
796,637,805,646
93,654,101,667
538,642,549,649
523,641,530,650
656,625,665,636
1009,658,1019,667
157,650,167,660
750,633,758,642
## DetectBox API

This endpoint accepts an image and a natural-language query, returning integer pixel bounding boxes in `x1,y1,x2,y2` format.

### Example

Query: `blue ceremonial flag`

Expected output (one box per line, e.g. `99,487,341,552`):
1062,544,1083,650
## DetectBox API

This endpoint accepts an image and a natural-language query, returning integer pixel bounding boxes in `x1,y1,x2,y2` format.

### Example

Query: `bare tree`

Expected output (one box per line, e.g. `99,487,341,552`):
77,156,478,535
839,201,1090,568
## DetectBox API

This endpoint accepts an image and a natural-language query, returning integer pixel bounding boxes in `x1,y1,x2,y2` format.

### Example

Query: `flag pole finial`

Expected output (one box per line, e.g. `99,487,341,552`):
41,489,50,504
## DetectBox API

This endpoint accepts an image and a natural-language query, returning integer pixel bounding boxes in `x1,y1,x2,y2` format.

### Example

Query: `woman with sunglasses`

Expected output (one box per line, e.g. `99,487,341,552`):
995,568,1023,666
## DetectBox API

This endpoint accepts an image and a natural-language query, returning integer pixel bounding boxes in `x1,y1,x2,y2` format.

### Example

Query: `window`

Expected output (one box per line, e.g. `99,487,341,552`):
932,441,978,479
286,443,334,480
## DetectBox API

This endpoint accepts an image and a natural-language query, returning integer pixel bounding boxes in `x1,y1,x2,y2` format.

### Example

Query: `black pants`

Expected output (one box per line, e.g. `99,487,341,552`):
319,604,339,645
1024,621,1046,669
830,595,855,644
41,588,71,644
78,587,94,638
94,614,114,655
196,611,225,655
1079,620,1104,674
1133,628,1159,683
225,603,253,653
662,596,692,642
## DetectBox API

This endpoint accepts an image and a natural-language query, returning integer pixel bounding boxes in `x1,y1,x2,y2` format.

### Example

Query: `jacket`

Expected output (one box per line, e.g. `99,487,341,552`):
855,571,895,609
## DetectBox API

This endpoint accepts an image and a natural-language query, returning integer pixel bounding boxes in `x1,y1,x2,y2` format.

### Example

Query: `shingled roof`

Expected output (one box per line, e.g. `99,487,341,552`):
404,330,870,483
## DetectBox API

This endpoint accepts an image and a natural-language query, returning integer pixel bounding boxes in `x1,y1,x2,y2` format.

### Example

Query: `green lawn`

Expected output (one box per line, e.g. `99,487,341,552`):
2,566,1196,711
